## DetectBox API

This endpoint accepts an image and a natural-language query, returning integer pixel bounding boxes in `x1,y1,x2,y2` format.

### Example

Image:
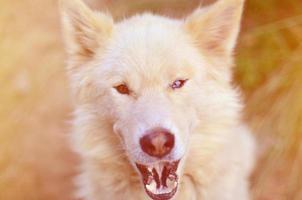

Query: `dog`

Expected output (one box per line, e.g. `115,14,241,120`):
61,0,256,199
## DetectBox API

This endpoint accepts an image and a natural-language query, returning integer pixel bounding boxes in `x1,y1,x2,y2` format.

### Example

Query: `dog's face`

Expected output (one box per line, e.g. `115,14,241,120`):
62,0,244,199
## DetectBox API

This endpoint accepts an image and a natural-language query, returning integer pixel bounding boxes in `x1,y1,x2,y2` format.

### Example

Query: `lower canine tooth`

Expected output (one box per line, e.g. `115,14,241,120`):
147,167,152,173
166,177,177,189
168,174,177,181
154,164,163,175
146,179,157,192
146,176,153,185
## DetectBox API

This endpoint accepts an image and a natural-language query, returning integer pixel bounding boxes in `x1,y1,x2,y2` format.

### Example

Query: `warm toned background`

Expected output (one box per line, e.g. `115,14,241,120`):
0,0,302,199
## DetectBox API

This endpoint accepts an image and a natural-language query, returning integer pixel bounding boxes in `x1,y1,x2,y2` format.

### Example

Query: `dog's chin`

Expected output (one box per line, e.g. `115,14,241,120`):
135,160,180,200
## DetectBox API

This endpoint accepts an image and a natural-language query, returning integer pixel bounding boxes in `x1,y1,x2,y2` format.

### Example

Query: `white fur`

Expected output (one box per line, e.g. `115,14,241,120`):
61,0,256,199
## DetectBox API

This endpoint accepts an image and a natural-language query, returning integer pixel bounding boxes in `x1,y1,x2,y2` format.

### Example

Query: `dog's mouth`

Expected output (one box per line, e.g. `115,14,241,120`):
135,160,180,200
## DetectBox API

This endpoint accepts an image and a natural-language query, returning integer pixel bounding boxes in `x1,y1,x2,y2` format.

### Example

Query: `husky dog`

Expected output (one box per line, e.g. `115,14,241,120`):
61,0,255,199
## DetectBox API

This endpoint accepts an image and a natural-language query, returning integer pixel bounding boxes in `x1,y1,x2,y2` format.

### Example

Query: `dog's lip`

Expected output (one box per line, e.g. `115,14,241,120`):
135,160,180,200
145,186,178,200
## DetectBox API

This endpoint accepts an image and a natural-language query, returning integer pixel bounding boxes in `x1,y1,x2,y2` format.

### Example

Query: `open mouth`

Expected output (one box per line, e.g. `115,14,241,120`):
135,160,180,200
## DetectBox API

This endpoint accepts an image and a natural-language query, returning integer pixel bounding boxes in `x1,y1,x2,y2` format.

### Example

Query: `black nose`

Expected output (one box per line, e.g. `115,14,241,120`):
139,128,175,158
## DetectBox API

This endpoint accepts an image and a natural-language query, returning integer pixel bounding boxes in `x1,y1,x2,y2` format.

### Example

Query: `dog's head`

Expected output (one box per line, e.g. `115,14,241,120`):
61,0,244,199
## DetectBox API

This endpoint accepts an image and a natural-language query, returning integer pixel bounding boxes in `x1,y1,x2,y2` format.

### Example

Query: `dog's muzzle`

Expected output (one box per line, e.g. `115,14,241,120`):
136,160,180,200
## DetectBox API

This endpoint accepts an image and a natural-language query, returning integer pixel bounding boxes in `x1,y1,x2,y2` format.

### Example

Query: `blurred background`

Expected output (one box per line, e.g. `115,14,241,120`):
0,0,301,199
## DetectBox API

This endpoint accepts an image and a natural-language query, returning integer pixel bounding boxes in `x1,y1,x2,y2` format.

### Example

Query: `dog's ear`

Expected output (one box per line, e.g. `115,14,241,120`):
60,0,113,63
185,0,244,57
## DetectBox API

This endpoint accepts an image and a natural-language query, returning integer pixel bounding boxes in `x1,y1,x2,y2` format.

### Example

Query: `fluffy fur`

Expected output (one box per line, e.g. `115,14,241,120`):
61,0,256,199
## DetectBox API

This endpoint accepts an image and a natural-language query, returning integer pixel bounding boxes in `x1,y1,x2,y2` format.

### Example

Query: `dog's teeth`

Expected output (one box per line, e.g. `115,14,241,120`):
168,174,177,181
159,163,164,175
146,175,153,185
144,162,179,196
146,180,173,195
147,167,152,173
153,163,163,175
166,178,177,189
146,179,157,192
154,165,159,174
155,187,173,195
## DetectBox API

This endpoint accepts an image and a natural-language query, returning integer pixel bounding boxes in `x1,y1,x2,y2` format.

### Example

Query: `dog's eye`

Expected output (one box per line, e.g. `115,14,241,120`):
171,79,188,90
114,84,130,95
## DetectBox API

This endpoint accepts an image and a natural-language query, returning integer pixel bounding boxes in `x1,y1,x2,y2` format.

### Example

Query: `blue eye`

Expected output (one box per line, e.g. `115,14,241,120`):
171,79,188,89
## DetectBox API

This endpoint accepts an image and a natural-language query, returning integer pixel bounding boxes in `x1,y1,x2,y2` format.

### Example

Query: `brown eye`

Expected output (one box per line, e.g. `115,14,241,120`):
114,84,130,95
171,79,188,90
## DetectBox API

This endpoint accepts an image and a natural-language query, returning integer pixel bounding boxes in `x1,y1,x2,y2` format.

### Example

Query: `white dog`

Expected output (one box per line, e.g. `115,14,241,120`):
61,0,256,199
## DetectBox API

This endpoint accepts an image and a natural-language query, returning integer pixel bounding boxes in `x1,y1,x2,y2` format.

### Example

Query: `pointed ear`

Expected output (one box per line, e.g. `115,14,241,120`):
185,0,244,57
60,0,113,63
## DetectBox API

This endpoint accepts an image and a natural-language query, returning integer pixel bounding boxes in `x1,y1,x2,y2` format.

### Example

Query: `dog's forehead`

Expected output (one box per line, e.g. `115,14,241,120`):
102,14,200,75
115,13,183,47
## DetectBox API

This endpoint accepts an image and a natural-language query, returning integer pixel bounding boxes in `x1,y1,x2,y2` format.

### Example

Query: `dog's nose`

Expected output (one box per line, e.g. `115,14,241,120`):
140,128,175,158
